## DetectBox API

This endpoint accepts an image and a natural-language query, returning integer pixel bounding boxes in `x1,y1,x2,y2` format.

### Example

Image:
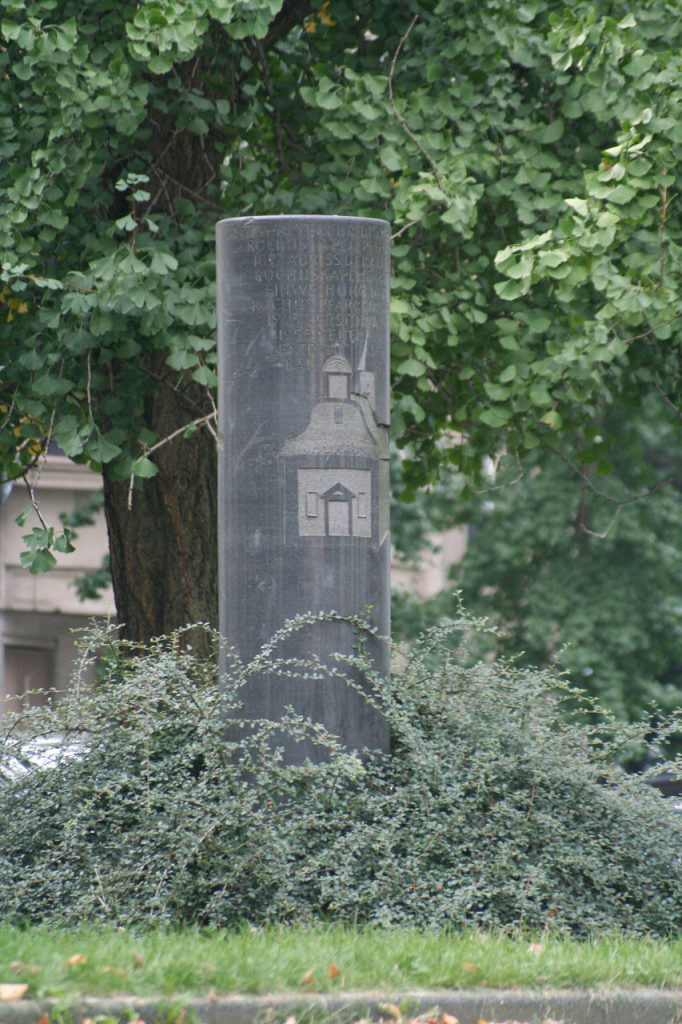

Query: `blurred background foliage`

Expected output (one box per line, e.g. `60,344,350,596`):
392,395,682,733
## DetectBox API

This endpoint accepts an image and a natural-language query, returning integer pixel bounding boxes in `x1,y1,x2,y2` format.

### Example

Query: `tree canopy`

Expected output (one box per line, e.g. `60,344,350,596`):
393,396,682,728
1,0,681,639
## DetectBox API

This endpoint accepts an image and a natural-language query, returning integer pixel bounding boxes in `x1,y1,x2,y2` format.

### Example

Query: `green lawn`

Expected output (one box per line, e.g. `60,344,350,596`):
2,925,682,998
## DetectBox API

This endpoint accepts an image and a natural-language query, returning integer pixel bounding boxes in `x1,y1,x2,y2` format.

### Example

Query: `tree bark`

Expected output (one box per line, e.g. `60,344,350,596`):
102,362,218,648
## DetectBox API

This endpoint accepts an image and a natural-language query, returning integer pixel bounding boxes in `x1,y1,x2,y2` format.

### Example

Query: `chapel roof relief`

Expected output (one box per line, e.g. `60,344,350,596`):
280,350,379,458
322,354,353,374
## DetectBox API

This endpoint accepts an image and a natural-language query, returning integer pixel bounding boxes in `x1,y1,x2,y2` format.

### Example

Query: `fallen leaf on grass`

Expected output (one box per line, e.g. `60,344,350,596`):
10,962,40,978
64,954,87,966
131,951,144,969
462,962,479,972
33,1013,49,1024
299,970,315,987
527,943,545,954
0,984,28,1001
100,967,127,979
326,963,342,981
378,1002,402,1021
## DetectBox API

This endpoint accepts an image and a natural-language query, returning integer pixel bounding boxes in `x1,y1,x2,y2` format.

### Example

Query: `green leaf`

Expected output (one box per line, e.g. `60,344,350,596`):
150,251,179,274
607,184,636,204
497,230,553,260
191,365,217,387
503,254,534,280
381,145,403,171
390,297,411,315
540,118,564,143
484,383,511,402
1,21,21,40
31,375,73,397
398,393,425,422
132,456,158,478
494,277,531,300
565,197,588,217
54,531,76,554
541,409,563,429
14,507,32,528
618,12,636,28
116,215,138,232
20,548,57,573
189,116,209,135
396,358,427,378
89,435,123,463
530,385,552,406
479,407,511,428
538,248,570,269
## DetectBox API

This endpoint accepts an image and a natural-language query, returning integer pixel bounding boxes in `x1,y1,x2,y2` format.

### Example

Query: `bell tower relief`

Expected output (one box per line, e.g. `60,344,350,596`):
280,352,384,540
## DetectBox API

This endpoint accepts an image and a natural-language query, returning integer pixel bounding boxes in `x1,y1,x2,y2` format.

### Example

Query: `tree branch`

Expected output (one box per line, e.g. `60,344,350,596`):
654,381,682,422
616,311,682,346
391,218,420,241
127,412,218,510
260,0,314,50
257,40,291,175
659,170,668,288
388,15,442,187
554,448,671,540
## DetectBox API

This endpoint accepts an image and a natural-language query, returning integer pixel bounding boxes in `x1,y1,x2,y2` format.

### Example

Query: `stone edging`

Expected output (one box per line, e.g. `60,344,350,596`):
1,990,682,1024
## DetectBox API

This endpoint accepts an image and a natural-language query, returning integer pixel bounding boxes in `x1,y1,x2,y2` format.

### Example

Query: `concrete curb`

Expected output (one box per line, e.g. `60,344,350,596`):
1,990,682,1024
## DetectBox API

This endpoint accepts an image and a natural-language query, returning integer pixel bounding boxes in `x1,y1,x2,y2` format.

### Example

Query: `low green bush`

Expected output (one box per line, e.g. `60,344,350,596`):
1,615,680,935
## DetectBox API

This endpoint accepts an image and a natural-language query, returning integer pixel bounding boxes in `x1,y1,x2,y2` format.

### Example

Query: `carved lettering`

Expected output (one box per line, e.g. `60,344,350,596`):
231,225,384,374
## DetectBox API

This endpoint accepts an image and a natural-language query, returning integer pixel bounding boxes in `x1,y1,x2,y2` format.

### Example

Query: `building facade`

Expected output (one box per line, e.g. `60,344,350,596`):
0,455,114,711
0,453,465,711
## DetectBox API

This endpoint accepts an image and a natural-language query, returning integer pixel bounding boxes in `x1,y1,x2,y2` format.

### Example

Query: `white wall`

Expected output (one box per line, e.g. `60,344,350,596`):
391,526,467,600
0,455,114,706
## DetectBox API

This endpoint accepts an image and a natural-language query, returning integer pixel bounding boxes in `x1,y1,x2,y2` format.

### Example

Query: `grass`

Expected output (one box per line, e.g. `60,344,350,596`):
2,925,682,999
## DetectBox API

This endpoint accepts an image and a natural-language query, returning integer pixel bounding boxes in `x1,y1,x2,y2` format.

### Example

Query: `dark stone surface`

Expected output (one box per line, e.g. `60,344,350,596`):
216,216,390,760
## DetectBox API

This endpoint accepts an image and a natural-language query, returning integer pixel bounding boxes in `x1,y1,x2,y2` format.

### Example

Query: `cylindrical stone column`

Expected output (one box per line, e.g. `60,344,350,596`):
216,215,390,761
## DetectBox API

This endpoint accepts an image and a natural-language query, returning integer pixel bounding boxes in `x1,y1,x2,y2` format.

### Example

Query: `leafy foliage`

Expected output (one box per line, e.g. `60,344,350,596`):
393,399,682,729
2,1,682,627
1,618,681,936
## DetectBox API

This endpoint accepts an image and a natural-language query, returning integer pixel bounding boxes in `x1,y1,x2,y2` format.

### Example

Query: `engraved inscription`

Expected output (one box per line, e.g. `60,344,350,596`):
234,224,385,371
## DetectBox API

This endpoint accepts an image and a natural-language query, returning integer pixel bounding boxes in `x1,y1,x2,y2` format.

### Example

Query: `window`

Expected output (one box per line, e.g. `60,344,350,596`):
2,645,54,713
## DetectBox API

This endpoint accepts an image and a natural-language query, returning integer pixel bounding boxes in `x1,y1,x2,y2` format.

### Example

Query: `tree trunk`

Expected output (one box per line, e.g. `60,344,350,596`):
102,362,218,648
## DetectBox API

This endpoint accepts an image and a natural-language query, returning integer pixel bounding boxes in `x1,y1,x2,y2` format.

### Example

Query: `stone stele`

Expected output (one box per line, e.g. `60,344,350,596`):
216,215,390,761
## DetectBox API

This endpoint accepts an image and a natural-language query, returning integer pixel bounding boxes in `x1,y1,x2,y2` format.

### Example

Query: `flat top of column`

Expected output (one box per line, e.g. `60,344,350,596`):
216,214,389,228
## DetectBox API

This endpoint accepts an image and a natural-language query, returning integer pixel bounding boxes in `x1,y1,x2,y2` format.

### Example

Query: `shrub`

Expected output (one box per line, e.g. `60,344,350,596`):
0,615,681,935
